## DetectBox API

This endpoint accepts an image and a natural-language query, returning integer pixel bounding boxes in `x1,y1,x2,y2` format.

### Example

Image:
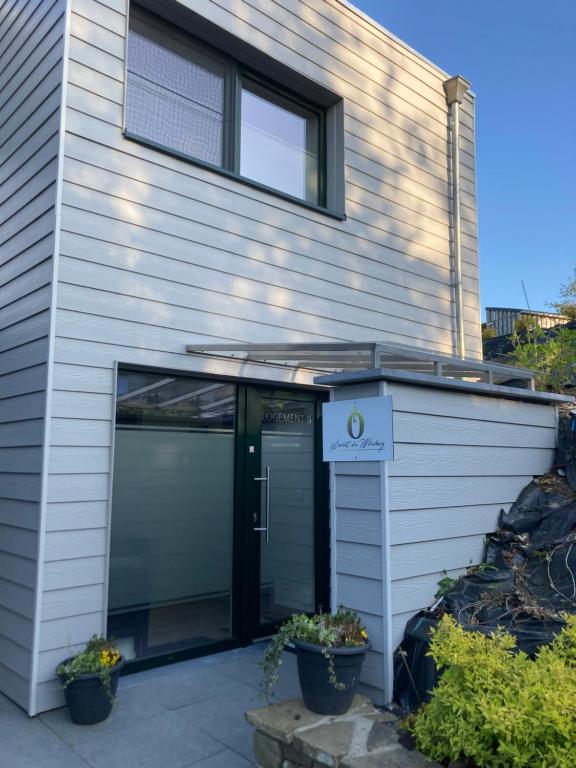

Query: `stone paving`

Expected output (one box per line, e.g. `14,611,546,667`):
0,645,436,768
0,643,300,768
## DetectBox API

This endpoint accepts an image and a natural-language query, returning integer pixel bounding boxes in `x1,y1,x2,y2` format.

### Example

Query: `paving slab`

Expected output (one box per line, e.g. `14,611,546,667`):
40,684,168,745
139,665,260,711
185,748,254,767
73,709,224,768
0,706,90,768
176,685,262,760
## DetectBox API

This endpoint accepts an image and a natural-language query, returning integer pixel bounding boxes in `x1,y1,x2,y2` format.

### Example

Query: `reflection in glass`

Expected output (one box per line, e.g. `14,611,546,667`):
108,370,235,659
240,81,319,203
259,398,315,625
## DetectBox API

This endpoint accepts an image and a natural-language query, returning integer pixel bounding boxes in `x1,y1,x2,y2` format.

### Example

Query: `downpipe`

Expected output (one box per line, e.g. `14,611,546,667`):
443,76,471,359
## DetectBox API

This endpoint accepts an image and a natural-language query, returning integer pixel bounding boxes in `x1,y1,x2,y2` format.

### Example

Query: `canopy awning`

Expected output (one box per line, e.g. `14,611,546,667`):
185,342,535,390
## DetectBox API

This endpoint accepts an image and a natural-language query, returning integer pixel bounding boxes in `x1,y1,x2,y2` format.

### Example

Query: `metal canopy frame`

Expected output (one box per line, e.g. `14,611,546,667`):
185,341,536,390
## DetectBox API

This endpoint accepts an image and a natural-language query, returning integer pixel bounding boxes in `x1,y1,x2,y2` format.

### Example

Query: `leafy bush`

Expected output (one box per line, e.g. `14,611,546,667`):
261,608,367,696
411,614,576,767
510,324,576,392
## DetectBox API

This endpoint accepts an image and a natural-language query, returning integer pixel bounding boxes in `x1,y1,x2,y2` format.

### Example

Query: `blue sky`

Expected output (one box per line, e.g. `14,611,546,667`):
353,0,576,317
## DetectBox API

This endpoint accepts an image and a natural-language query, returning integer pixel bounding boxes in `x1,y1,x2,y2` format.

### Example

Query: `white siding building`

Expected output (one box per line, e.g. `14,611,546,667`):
2,0,561,717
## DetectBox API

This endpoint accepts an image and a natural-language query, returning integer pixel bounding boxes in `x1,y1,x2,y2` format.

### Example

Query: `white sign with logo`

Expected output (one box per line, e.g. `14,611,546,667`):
322,396,394,462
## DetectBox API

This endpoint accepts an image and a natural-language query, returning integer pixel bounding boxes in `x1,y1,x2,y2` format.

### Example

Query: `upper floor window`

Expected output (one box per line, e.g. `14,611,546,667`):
124,4,344,216
240,80,320,204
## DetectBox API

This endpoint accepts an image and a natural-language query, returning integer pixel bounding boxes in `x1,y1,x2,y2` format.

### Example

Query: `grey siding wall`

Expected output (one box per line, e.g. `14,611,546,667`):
332,381,392,703
387,383,558,648
333,380,558,702
34,0,482,711
0,0,65,709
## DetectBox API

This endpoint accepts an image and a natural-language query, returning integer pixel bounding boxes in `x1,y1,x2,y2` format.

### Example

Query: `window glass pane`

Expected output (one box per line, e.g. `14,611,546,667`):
108,370,235,659
126,16,225,167
259,398,315,625
240,82,319,203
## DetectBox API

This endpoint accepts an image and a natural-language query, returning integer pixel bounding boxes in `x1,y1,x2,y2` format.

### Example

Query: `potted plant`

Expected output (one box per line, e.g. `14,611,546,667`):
262,607,371,715
57,636,124,725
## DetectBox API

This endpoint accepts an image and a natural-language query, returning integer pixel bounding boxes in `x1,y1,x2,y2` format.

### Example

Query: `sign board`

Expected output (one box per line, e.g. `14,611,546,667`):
322,396,394,462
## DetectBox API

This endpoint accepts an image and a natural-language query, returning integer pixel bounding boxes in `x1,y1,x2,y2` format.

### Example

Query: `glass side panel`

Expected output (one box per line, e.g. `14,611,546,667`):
108,370,235,660
126,11,225,167
259,398,315,625
240,80,319,203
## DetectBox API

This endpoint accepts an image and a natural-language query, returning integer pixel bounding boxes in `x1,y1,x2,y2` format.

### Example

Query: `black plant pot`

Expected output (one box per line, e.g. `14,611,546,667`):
293,639,371,715
59,657,125,725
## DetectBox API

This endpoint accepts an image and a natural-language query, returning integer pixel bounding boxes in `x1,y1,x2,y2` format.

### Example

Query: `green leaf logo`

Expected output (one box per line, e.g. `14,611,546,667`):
347,405,365,438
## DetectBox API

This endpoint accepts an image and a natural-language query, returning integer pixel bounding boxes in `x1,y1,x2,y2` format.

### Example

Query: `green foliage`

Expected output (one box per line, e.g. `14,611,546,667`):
549,269,576,320
482,325,497,341
411,614,576,767
57,636,122,698
510,323,576,392
261,608,367,697
435,571,459,599
513,314,539,334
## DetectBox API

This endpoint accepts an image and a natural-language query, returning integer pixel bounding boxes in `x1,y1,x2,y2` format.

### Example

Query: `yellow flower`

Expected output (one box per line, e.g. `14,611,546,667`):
99,648,120,667
361,629,368,639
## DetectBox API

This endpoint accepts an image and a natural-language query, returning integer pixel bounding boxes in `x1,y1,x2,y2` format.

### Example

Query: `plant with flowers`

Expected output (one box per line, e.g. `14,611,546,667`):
261,607,368,697
57,636,122,699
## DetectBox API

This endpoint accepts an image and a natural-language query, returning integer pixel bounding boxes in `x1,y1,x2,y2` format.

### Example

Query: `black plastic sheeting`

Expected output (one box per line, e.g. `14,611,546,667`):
394,475,576,712
557,408,576,490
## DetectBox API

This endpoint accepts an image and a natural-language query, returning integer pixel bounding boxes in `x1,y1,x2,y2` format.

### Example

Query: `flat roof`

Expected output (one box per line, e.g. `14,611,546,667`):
486,307,567,317
316,367,572,405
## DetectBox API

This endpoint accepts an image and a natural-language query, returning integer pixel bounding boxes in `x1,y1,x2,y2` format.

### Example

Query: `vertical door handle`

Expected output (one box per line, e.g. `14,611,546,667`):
253,465,270,542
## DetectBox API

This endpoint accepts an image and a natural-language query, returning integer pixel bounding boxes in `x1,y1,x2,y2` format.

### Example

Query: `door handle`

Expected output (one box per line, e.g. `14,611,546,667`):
253,465,270,543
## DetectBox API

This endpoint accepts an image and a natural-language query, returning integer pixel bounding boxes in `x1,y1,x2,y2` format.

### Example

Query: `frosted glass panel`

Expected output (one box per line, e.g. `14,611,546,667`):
108,372,235,658
240,83,319,203
126,20,225,166
259,398,315,624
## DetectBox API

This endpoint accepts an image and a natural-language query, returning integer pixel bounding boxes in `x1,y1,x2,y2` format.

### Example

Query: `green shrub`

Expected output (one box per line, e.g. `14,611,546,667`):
510,324,576,392
411,614,576,767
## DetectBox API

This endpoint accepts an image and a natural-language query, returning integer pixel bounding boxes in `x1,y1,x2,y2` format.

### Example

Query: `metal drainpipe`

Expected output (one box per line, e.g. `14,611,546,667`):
443,75,471,359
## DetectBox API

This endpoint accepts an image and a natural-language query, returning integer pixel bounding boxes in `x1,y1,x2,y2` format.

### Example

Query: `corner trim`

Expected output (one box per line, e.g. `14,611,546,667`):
378,380,393,703
28,0,73,717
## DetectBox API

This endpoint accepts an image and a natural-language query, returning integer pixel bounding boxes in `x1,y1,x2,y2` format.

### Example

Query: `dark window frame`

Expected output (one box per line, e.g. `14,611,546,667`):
124,3,345,219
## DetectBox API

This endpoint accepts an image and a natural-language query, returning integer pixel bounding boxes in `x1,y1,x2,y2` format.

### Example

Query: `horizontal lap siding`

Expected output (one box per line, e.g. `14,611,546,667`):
60,0,482,356
0,0,65,709
37,0,481,710
332,383,388,698
387,382,558,648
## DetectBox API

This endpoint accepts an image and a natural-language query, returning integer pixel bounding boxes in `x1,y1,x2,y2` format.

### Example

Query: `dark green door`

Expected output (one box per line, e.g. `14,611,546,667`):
237,387,329,640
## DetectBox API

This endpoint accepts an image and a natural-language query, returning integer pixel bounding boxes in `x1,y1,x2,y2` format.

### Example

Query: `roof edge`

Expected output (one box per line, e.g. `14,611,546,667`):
315,367,574,405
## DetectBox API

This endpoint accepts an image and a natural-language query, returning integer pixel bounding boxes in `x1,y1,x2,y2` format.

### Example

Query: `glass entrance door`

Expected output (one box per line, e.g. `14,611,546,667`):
108,371,328,667
243,389,327,637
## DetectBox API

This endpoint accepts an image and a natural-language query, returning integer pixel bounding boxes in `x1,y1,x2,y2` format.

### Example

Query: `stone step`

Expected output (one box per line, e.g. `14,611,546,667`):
246,696,440,768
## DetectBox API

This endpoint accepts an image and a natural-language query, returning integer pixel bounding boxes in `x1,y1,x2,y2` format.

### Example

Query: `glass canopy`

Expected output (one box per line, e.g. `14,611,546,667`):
185,342,535,390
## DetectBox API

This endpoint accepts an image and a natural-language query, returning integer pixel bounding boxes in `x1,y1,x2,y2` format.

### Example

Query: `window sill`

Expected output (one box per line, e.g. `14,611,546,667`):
123,130,347,222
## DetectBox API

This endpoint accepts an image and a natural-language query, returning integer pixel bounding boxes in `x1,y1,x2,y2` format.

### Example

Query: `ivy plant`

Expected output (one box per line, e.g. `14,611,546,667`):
261,608,368,697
